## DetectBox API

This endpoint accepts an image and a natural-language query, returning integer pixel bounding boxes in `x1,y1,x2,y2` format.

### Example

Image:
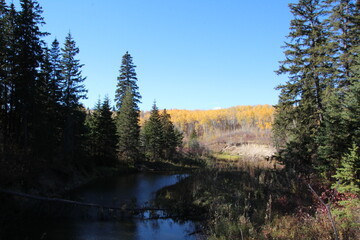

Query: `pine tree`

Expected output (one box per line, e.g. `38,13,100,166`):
274,0,331,170
60,33,87,160
86,99,102,159
160,109,182,160
60,33,87,108
13,0,47,149
324,0,360,87
98,96,117,165
0,0,8,153
114,51,141,110
116,88,141,165
0,4,17,155
141,102,164,161
87,97,117,166
317,0,360,171
332,143,360,194
49,39,63,103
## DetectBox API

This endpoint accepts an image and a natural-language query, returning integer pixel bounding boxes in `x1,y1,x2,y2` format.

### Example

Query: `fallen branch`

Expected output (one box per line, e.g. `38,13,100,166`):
0,188,166,212
308,184,339,240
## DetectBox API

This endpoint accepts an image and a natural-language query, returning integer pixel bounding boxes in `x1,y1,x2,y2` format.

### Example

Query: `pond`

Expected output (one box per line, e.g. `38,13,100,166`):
2,173,198,240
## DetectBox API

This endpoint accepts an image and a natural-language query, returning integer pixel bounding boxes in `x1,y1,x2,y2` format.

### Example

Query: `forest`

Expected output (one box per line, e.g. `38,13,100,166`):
0,0,359,239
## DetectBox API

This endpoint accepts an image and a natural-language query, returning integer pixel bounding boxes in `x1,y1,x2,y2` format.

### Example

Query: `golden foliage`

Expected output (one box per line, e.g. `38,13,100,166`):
140,105,274,137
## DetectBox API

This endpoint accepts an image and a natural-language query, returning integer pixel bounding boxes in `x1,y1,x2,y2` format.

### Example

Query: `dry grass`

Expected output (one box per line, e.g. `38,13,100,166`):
225,143,276,160
207,144,282,170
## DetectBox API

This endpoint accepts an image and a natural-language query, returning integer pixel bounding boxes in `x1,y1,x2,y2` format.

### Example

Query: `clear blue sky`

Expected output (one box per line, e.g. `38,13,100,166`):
13,0,295,110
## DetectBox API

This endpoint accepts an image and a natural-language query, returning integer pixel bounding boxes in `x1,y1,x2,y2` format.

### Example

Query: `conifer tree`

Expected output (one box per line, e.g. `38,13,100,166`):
48,39,63,103
115,51,141,110
60,33,87,108
14,0,47,149
274,0,331,170
160,109,182,159
87,97,117,166
98,96,117,165
141,102,164,161
1,4,17,154
324,0,360,87
86,99,101,158
317,0,360,171
0,0,8,153
116,88,141,165
60,33,87,160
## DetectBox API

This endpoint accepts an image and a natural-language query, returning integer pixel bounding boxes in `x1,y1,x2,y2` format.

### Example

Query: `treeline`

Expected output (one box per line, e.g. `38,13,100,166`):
0,0,88,186
274,0,360,191
140,105,274,137
0,0,182,189
86,52,183,166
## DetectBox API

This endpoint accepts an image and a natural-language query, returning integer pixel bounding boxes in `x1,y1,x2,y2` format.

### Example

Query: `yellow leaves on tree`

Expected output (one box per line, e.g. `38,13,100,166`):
141,105,274,137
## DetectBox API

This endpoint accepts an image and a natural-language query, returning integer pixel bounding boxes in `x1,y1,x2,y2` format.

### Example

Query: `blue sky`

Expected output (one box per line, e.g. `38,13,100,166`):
13,0,294,110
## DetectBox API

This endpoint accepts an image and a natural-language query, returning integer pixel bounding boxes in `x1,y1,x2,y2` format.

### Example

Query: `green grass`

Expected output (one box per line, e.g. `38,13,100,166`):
212,153,241,161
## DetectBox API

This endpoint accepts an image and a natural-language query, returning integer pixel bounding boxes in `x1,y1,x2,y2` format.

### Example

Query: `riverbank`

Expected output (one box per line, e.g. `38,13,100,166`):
152,153,360,240
21,156,204,197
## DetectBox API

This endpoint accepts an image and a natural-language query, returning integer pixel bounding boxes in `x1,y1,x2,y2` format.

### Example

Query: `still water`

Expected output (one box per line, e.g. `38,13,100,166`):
12,173,197,240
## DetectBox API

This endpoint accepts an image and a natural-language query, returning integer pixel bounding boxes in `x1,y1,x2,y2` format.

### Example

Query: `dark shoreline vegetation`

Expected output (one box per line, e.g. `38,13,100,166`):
1,0,360,239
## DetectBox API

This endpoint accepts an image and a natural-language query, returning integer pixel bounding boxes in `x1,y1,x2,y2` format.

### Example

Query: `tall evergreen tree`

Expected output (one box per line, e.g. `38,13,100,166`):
48,39,63,104
317,0,360,171
160,109,182,160
14,0,48,149
274,0,331,170
60,33,87,108
324,0,360,87
141,102,164,161
60,33,87,160
87,97,117,166
0,4,18,155
98,96,117,165
116,88,141,165
114,51,141,110
0,0,8,153
86,99,102,159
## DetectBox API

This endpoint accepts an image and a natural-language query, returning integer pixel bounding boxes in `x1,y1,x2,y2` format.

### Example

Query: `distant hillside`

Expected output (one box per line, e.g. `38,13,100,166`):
140,105,275,151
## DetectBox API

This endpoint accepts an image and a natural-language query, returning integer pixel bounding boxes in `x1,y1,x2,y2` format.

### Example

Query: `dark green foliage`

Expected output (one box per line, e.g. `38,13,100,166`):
324,0,360,87
316,1,360,173
274,0,331,170
160,109,183,159
114,51,141,110
59,33,87,162
60,33,87,108
274,0,360,179
116,89,141,165
141,105,183,161
141,102,164,161
87,97,117,166
332,143,360,194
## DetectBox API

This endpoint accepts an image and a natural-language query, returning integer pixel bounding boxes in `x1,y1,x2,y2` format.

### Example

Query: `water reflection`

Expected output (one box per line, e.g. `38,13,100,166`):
2,173,196,240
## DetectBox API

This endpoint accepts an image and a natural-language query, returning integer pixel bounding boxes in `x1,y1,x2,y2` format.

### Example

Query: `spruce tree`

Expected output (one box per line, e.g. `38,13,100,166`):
60,33,87,108
1,4,17,154
49,39,63,103
160,109,182,160
274,0,331,170
14,0,47,149
60,33,87,160
141,102,164,161
87,97,117,166
114,51,141,110
98,96,117,165
116,88,141,165
317,0,360,171
0,0,8,153
86,99,101,159
324,0,360,87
